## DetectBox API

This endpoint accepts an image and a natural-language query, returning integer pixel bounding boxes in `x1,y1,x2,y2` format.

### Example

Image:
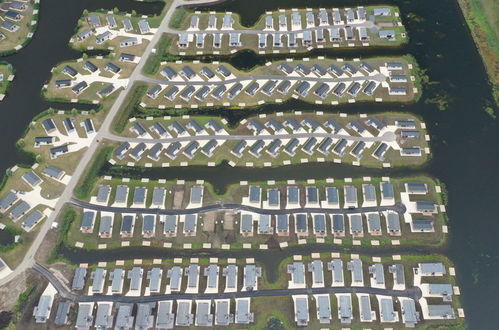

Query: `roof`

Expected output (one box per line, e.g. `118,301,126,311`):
23,170,42,186
115,304,133,329
110,268,124,292
167,266,182,291
133,187,146,204
22,210,44,231
309,260,324,284
136,303,154,329
345,186,357,203
34,294,52,323
223,264,238,289
349,214,363,233
148,268,162,291
380,297,396,322
235,298,253,324
0,192,17,210
190,186,203,204
339,295,352,322
428,305,456,318
204,264,219,288
381,182,395,199
240,214,253,232
249,185,261,203
121,215,134,233
258,214,270,233
420,262,446,275
186,264,200,288
95,302,112,329
176,300,193,326
389,264,406,285
128,267,143,291
367,213,381,232
10,201,30,219
143,215,155,232
294,296,309,325
184,214,197,232
332,214,344,232
54,301,71,325
276,214,288,231
295,214,307,231
75,303,93,329
402,299,420,326
387,212,401,232
81,211,95,230
370,263,385,285
195,300,213,326
363,184,376,201
313,214,326,232
164,215,177,233
348,259,363,283
306,186,318,203
244,264,260,289
156,301,174,329
115,185,128,203
215,300,232,326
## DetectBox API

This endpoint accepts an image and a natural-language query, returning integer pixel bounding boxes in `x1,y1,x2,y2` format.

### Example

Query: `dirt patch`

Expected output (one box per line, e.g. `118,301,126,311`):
223,212,235,230
203,211,216,232
172,186,184,209
0,270,46,313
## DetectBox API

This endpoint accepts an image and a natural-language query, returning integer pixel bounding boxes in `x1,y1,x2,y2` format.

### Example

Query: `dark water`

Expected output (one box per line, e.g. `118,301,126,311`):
0,0,497,328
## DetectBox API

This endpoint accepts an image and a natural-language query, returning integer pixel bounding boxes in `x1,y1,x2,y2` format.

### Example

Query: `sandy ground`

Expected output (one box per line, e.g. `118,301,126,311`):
203,211,216,232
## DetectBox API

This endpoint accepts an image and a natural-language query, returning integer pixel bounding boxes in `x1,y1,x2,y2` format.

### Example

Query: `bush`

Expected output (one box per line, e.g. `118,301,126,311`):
74,147,113,200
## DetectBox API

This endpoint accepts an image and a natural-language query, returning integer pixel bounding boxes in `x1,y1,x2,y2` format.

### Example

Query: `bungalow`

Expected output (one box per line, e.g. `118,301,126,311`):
104,62,121,74
349,214,363,237
347,82,361,97
163,215,178,236
83,61,98,73
123,17,133,32
217,65,232,77
119,53,135,62
148,143,163,162
34,136,55,148
164,86,179,101
373,142,388,161
329,27,341,41
332,82,346,96
55,80,71,88
337,294,353,324
363,81,377,95
243,264,261,291
201,139,218,157
215,299,233,326
80,210,96,233
120,215,135,237
156,301,175,329
129,142,147,161
245,81,259,96
114,142,130,160
77,29,92,41
332,214,345,236
0,192,18,212
231,140,247,158
227,83,243,100
379,29,396,40
33,287,54,323
9,201,30,220
292,295,309,327
147,84,162,99
50,145,69,159
98,215,113,238
5,10,22,21
138,19,150,34
314,83,330,99
91,268,106,294
22,210,45,232
195,300,213,327
295,214,308,235
328,259,344,286
1,21,19,32
120,37,138,47
266,139,282,157
71,81,88,95
42,165,65,181
235,298,253,324
176,300,194,327
308,260,325,288
63,65,78,77
315,294,332,324
378,296,399,323
106,15,117,28
194,85,211,102
160,66,177,80
87,13,101,27
165,142,181,159
294,81,311,97
96,31,112,44
223,264,238,293
277,80,291,95
249,140,265,158
98,85,115,98
229,32,241,47
347,258,364,286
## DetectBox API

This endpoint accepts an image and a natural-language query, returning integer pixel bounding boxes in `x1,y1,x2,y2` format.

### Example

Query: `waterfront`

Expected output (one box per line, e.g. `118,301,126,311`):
0,0,497,328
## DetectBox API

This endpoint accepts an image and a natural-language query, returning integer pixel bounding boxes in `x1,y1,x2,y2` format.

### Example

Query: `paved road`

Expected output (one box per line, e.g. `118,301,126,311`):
71,198,407,216
0,0,221,287
103,130,397,144
33,263,422,303
138,72,388,87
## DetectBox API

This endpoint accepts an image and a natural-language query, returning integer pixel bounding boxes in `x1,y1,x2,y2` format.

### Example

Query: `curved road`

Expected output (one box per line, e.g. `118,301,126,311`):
33,263,422,303
71,198,407,216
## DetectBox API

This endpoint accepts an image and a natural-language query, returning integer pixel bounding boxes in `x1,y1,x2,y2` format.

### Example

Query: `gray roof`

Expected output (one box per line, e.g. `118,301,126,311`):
313,214,326,232
0,192,17,210
240,214,253,232
81,211,95,230
167,266,182,291
231,140,247,157
95,302,113,329
295,213,308,231
128,267,143,291
380,297,397,322
201,139,218,156
381,182,395,199
138,19,150,33
287,262,305,285
223,264,238,289
339,295,352,323
75,303,93,329
287,186,299,204
359,295,372,321
54,301,71,325
345,186,358,203
389,264,405,286
190,186,203,204
407,182,428,194
235,299,253,324
96,185,111,203
387,212,401,232
276,214,289,231
99,215,112,235
110,268,124,292
370,263,385,285
306,186,318,203
43,165,64,179
349,214,363,233
428,283,453,298
294,296,309,325
186,264,200,288
133,187,146,204
164,215,177,233
10,201,30,219
147,267,162,292
184,214,197,232
115,185,128,203
316,136,333,154
367,213,381,232
309,260,324,284
143,215,155,233
258,214,271,233
136,303,154,330
215,300,232,326
267,189,279,206
333,138,347,155
156,301,174,329
419,262,445,274
34,294,52,323
196,301,213,326
120,215,134,233
348,259,363,283
427,305,456,319
316,295,331,323
329,259,344,283
91,268,105,292
176,301,194,326
23,170,42,186
402,299,420,326
244,264,260,289
22,210,44,231
363,184,376,201
204,264,219,289
115,303,134,329
412,219,434,231
332,214,344,232
72,267,87,290
249,185,261,203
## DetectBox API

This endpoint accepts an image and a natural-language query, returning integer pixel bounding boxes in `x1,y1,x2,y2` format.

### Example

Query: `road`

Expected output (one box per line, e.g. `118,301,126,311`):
0,0,224,287
71,198,407,216
33,263,422,303
102,130,397,144
137,72,388,87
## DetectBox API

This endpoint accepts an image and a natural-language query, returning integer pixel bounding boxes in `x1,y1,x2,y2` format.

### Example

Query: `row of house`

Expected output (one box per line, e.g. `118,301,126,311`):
71,263,262,294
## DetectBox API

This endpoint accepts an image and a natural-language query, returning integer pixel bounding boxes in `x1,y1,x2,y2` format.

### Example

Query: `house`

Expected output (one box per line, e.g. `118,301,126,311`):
400,298,420,327
366,213,382,235
91,268,106,294
94,302,113,330
1,21,19,32
119,37,138,48
156,301,175,329
245,81,259,96
55,80,71,88
195,300,213,327
386,212,401,235
160,66,177,80
308,260,325,288
185,264,200,293
231,140,247,158
75,302,94,330
349,214,363,236
147,267,162,293
243,264,261,291
165,142,181,159
214,299,233,326
114,303,133,329
204,264,219,293
115,142,130,160
176,300,194,327
148,143,163,162
347,258,364,286
292,295,309,326
164,86,179,101
347,82,361,96
358,294,374,322
332,82,346,96
80,211,95,233
77,29,92,41
417,262,446,276
147,84,162,99
33,286,55,323
87,13,101,27
106,15,117,28
194,85,211,101
129,142,147,161
123,17,133,31
54,301,71,325
83,61,98,73
389,264,406,289
180,86,195,101
201,139,218,157
373,142,388,161
227,83,243,100
276,80,291,95
119,53,135,62
337,294,353,324
98,215,113,238
104,62,121,74
411,219,434,232
9,201,30,220
183,141,200,159
135,303,154,330
240,214,253,236
182,214,198,234
314,83,330,99
379,29,396,40
166,266,183,292
71,81,88,95
426,305,456,320
235,298,254,324
229,32,241,46
22,210,44,232
369,263,386,288
373,8,391,16
249,140,265,158
328,259,344,286
287,262,306,289
0,192,18,212
96,31,112,44
222,13,233,29
378,296,399,323
63,65,78,77
223,264,238,292
22,170,42,187
138,19,150,34
98,85,115,98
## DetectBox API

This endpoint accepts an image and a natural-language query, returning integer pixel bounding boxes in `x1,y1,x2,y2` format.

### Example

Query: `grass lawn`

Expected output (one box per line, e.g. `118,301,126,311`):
0,62,15,96
0,1,39,54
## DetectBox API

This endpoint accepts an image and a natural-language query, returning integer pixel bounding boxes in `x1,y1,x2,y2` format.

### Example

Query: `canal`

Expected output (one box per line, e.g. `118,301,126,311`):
0,0,497,328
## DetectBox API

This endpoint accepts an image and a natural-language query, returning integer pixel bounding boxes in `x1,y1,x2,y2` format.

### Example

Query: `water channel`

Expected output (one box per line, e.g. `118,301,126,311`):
0,0,497,328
